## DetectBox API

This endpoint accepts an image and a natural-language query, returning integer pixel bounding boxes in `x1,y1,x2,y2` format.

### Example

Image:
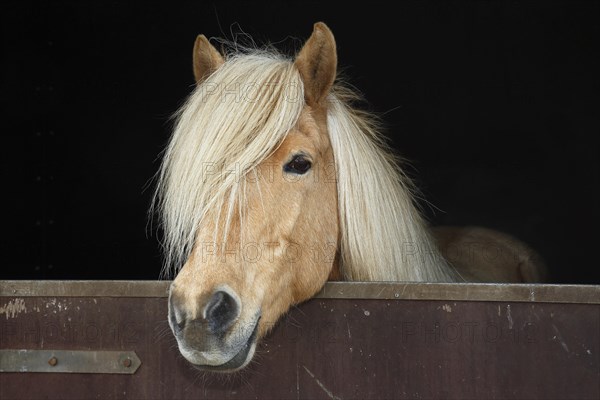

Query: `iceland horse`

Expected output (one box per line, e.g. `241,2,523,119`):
153,23,546,371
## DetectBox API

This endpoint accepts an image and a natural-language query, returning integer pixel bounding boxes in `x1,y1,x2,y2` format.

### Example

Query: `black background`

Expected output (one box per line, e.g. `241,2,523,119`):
2,1,598,283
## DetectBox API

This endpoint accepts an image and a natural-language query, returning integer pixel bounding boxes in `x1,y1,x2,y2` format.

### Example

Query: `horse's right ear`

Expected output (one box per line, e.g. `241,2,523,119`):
193,34,224,84
294,22,337,105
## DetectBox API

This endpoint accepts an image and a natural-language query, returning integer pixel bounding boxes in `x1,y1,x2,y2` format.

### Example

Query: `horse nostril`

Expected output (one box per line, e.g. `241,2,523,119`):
175,318,185,333
204,291,239,334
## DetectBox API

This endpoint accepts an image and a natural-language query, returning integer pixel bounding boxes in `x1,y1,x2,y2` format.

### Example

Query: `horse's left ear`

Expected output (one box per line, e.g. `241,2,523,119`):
294,22,337,105
193,34,225,84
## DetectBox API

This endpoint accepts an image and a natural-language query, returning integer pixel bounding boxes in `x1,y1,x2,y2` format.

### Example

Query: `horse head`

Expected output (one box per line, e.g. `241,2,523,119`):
159,23,342,371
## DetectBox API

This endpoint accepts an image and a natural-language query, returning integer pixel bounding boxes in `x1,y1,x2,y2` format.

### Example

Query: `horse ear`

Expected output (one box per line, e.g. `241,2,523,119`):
294,22,337,105
193,34,224,84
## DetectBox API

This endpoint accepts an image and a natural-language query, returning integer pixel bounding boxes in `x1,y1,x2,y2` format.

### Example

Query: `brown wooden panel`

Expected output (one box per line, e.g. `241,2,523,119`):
1,292,598,399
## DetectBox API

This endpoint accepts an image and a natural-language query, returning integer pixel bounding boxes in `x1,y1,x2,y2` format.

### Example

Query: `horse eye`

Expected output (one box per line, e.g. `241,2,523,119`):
284,155,312,175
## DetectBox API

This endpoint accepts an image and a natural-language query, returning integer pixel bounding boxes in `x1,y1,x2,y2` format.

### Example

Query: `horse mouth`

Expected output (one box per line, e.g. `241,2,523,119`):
192,318,260,372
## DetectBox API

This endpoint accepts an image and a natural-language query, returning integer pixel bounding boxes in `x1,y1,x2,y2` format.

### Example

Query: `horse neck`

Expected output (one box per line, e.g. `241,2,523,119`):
327,92,457,283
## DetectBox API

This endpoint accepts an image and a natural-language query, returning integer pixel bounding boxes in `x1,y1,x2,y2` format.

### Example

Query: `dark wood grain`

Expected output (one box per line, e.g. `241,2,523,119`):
1,291,598,399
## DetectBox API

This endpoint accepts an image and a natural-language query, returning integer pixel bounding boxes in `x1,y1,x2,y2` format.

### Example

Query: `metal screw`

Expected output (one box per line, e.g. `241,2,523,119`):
122,358,132,368
394,293,400,298
48,357,58,366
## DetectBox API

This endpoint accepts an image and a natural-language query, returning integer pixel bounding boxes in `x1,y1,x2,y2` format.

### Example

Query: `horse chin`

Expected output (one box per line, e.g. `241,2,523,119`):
182,318,260,373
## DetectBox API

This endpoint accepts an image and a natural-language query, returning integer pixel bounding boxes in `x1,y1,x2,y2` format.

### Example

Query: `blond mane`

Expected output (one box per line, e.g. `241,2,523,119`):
153,51,305,277
153,48,456,282
327,87,455,281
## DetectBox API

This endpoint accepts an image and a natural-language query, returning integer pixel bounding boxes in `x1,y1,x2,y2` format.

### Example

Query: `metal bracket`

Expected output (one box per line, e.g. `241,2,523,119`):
0,350,141,374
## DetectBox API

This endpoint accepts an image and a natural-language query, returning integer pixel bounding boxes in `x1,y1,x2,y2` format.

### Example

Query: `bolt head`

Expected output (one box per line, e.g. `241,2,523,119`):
48,357,58,366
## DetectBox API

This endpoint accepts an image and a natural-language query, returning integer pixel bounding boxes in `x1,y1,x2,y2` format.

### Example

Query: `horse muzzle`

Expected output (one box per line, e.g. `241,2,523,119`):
168,287,260,371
